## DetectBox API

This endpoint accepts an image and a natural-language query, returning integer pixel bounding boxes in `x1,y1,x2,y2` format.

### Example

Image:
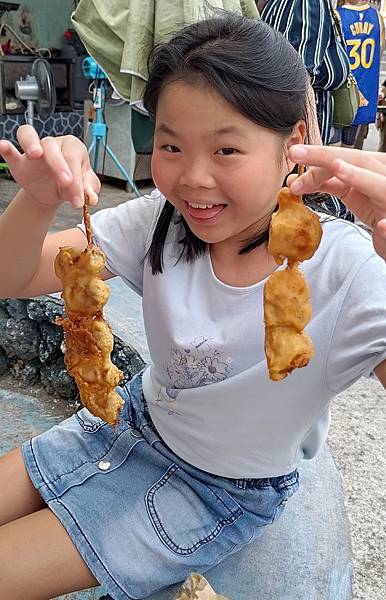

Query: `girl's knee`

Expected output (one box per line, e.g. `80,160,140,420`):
0,447,45,526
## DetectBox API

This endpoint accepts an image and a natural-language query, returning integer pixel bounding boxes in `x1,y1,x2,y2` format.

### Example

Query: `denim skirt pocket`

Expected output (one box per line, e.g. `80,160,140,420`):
146,463,243,556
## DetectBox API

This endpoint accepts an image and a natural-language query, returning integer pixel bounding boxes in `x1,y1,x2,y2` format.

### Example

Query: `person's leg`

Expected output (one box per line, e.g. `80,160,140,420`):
0,447,45,526
0,507,99,600
354,124,369,150
378,115,386,152
341,124,360,149
328,126,342,146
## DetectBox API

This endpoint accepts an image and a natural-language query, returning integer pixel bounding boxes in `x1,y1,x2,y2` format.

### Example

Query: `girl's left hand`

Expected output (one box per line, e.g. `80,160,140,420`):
287,145,386,260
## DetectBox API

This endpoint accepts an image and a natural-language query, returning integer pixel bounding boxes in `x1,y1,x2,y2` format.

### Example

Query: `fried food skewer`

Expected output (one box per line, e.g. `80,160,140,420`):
54,196,124,424
264,168,323,381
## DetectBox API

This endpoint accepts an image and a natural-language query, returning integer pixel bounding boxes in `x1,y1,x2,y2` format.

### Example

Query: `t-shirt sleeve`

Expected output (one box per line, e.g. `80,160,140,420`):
326,252,386,393
78,190,164,296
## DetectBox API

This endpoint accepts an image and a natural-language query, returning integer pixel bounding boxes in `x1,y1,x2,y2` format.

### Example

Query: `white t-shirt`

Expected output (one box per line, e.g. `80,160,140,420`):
84,190,386,478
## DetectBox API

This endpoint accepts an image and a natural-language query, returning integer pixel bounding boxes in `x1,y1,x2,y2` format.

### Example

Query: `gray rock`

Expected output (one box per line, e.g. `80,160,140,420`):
10,359,40,385
0,347,10,376
4,318,40,360
112,338,146,384
27,296,64,323
0,303,9,321
0,295,145,405
6,299,28,322
38,321,63,363
0,303,10,352
40,359,78,399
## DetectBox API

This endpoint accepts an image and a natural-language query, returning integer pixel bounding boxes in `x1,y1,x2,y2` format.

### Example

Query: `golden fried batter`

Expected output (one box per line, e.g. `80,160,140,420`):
265,326,313,382
55,246,109,319
264,266,311,331
54,199,124,424
264,186,322,381
268,187,322,266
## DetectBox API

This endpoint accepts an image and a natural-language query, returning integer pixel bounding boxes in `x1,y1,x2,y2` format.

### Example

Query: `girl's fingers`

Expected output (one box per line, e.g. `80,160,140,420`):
291,157,386,202
289,144,386,194
377,217,386,237
39,137,74,188
373,220,386,260
59,152,87,207
290,165,336,194
84,177,100,207
16,125,43,158
290,175,352,203
332,160,386,211
289,144,386,171
288,172,348,198
59,136,98,207
0,140,22,169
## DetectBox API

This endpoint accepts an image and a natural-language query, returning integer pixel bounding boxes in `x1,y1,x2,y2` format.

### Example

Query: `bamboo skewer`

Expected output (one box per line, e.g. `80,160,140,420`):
83,194,92,246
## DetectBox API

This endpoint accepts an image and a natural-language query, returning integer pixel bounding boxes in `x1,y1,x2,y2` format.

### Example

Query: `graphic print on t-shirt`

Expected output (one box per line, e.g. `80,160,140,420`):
155,337,233,407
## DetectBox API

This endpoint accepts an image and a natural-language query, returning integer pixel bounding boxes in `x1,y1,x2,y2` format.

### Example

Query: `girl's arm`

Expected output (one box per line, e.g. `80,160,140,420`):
0,127,105,298
288,145,386,260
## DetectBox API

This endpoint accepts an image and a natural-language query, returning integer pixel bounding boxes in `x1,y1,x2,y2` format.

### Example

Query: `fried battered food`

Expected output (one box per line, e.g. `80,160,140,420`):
54,198,124,424
54,245,109,319
264,266,311,331
264,265,314,381
268,187,322,266
264,185,322,381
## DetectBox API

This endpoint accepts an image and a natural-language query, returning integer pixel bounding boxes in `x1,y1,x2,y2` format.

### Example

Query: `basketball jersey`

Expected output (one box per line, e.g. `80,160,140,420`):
338,3,382,124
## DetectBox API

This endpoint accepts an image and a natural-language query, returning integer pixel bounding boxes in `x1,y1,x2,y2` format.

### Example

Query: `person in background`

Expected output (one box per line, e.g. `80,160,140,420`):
257,0,350,146
257,0,353,218
332,0,385,148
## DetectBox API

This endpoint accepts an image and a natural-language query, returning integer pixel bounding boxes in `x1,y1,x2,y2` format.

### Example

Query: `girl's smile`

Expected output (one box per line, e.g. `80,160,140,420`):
184,200,226,223
152,81,301,254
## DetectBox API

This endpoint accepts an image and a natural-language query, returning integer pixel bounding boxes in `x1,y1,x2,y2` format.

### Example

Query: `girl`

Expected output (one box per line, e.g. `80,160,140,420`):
0,14,385,600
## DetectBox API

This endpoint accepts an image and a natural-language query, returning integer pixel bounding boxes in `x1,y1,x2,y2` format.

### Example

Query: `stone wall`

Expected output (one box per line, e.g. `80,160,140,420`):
0,111,84,147
0,296,145,402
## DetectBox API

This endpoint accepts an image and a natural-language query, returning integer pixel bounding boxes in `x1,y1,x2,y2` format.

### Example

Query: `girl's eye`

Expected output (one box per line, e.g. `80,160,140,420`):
163,144,180,153
216,147,238,156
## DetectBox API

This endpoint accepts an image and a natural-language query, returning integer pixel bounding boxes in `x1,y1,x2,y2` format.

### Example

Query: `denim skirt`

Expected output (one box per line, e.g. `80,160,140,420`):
22,372,299,600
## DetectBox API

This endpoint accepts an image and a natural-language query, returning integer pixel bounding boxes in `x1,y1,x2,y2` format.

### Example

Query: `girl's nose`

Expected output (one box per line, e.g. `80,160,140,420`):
178,160,216,189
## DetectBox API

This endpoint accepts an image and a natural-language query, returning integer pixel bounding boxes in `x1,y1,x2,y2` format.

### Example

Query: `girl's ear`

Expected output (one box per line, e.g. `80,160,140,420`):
285,121,307,172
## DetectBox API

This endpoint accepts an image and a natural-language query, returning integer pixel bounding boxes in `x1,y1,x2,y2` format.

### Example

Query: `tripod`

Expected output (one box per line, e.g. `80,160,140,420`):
88,81,140,196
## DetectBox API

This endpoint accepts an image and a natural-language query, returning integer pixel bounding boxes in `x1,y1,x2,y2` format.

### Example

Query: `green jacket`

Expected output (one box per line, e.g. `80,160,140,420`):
72,0,259,104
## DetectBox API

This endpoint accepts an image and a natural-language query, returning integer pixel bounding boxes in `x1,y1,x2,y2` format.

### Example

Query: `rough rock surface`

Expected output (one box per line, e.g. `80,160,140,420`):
0,296,145,402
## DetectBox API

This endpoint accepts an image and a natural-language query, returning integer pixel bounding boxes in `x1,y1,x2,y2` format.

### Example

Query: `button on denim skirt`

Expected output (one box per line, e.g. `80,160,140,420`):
22,372,299,600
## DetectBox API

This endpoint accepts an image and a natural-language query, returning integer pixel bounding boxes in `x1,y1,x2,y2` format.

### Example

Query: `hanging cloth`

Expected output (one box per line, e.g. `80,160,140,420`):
72,0,259,106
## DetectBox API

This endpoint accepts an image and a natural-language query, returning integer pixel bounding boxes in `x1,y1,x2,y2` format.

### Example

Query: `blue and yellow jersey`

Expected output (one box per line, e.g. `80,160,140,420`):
338,3,382,124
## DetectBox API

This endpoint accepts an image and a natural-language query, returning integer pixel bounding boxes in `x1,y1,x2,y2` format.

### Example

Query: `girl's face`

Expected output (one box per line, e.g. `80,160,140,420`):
152,81,304,251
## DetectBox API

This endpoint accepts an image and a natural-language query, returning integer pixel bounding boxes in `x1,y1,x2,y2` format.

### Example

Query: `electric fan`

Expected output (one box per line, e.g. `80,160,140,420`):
14,58,56,126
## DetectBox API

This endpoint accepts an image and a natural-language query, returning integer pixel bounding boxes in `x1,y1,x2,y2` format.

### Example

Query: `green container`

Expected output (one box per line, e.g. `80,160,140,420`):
0,163,11,179
131,109,155,154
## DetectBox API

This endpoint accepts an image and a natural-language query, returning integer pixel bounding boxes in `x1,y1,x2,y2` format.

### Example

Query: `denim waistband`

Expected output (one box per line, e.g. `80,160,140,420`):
232,469,299,490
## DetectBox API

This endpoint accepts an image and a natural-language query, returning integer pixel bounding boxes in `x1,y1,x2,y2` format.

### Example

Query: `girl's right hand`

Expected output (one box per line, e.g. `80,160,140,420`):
0,125,101,209
288,145,386,260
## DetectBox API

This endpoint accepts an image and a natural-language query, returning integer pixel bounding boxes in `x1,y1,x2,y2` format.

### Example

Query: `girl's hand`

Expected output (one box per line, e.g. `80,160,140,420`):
0,125,100,209
288,145,386,260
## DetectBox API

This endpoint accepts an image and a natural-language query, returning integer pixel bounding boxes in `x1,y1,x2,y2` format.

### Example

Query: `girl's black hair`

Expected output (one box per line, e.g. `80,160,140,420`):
143,13,318,274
